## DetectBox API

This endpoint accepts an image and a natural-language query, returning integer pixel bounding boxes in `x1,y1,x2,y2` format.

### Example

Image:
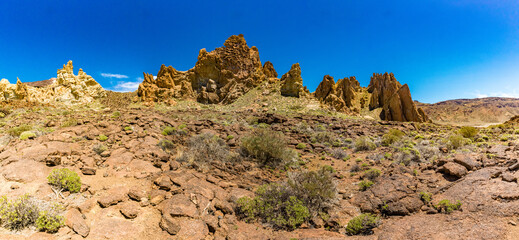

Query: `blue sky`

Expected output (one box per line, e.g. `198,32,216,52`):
0,0,518,103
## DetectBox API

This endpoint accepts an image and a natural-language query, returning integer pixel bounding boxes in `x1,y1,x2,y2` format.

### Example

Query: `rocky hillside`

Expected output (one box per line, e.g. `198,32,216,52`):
417,97,519,126
139,35,428,123
1,60,106,105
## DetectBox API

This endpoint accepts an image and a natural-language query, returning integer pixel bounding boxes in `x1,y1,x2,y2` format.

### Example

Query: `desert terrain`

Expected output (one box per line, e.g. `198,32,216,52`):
0,35,517,240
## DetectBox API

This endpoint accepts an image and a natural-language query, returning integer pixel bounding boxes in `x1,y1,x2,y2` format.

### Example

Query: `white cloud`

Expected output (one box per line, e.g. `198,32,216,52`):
473,90,519,99
109,79,142,92
137,77,144,81
101,73,129,79
153,76,157,80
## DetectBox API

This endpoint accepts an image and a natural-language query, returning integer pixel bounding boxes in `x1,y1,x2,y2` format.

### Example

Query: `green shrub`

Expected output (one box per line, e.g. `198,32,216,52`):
346,213,380,235
123,126,132,131
0,194,39,230
434,199,462,213
296,143,306,149
287,169,336,215
162,126,176,136
363,168,381,181
61,118,78,128
382,129,405,146
8,124,32,136
358,180,374,191
177,133,230,171
93,144,108,155
158,139,175,153
241,129,296,167
98,134,108,141
237,184,310,230
111,111,121,118
47,168,81,193
419,192,432,203
19,131,36,140
459,126,478,139
237,169,335,230
36,210,64,233
448,134,466,149
355,137,376,151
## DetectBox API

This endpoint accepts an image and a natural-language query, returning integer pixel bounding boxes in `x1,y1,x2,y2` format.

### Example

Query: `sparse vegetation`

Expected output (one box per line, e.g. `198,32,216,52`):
346,213,380,235
158,139,175,153
434,199,462,213
19,131,36,140
355,136,376,151
8,124,32,136
98,134,108,141
93,144,108,155
358,180,374,191
459,126,478,139
177,133,231,171
237,168,335,230
36,209,64,233
47,168,82,195
241,128,296,167
363,168,381,181
382,129,405,146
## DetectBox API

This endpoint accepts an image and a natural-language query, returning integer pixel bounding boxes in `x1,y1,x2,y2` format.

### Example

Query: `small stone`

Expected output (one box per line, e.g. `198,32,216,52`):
509,220,517,226
80,167,96,175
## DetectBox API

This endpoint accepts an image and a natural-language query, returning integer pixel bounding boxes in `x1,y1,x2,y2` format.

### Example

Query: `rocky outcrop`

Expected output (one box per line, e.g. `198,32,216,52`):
314,75,361,112
280,63,305,97
138,34,272,104
368,73,428,122
262,61,278,82
314,72,428,122
0,60,105,105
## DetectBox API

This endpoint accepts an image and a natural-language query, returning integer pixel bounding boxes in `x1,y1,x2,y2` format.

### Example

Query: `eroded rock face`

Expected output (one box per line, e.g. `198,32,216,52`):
138,34,271,104
280,63,305,97
1,60,106,105
368,73,428,122
314,75,360,112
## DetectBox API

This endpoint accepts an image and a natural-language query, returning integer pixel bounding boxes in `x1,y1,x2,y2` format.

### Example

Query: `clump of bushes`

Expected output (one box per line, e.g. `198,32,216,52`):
19,131,36,140
158,139,175,153
419,192,432,203
448,134,467,149
93,144,108,155
241,129,296,167
434,199,462,213
363,168,381,181
8,124,32,136
296,143,306,149
237,168,336,230
358,180,374,191
177,133,231,171
355,137,376,151
36,207,64,233
162,126,176,136
98,134,108,141
459,126,478,139
0,194,39,230
382,129,405,146
61,118,78,128
346,213,380,235
0,195,65,232
47,168,81,195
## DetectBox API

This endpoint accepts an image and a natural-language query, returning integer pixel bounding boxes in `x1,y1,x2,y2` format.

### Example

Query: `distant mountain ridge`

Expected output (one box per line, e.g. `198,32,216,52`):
416,97,519,126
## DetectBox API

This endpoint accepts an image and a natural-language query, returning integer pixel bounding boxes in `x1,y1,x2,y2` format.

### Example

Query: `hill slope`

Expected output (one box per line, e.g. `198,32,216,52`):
416,97,519,126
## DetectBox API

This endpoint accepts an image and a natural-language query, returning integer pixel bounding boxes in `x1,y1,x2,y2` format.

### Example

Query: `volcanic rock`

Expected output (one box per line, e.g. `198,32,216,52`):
262,61,278,80
138,34,268,104
314,75,360,112
368,73,429,122
280,63,305,97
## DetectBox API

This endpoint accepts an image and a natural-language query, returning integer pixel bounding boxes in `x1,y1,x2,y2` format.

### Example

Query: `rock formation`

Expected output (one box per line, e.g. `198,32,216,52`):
138,34,271,104
262,61,278,82
0,60,105,105
280,63,305,97
314,72,429,122
368,73,428,122
314,75,361,112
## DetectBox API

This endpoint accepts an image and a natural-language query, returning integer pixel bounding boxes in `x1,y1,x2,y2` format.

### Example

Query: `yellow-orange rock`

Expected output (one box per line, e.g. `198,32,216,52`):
314,75,360,112
368,73,428,122
138,34,269,104
0,60,105,105
280,63,304,97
